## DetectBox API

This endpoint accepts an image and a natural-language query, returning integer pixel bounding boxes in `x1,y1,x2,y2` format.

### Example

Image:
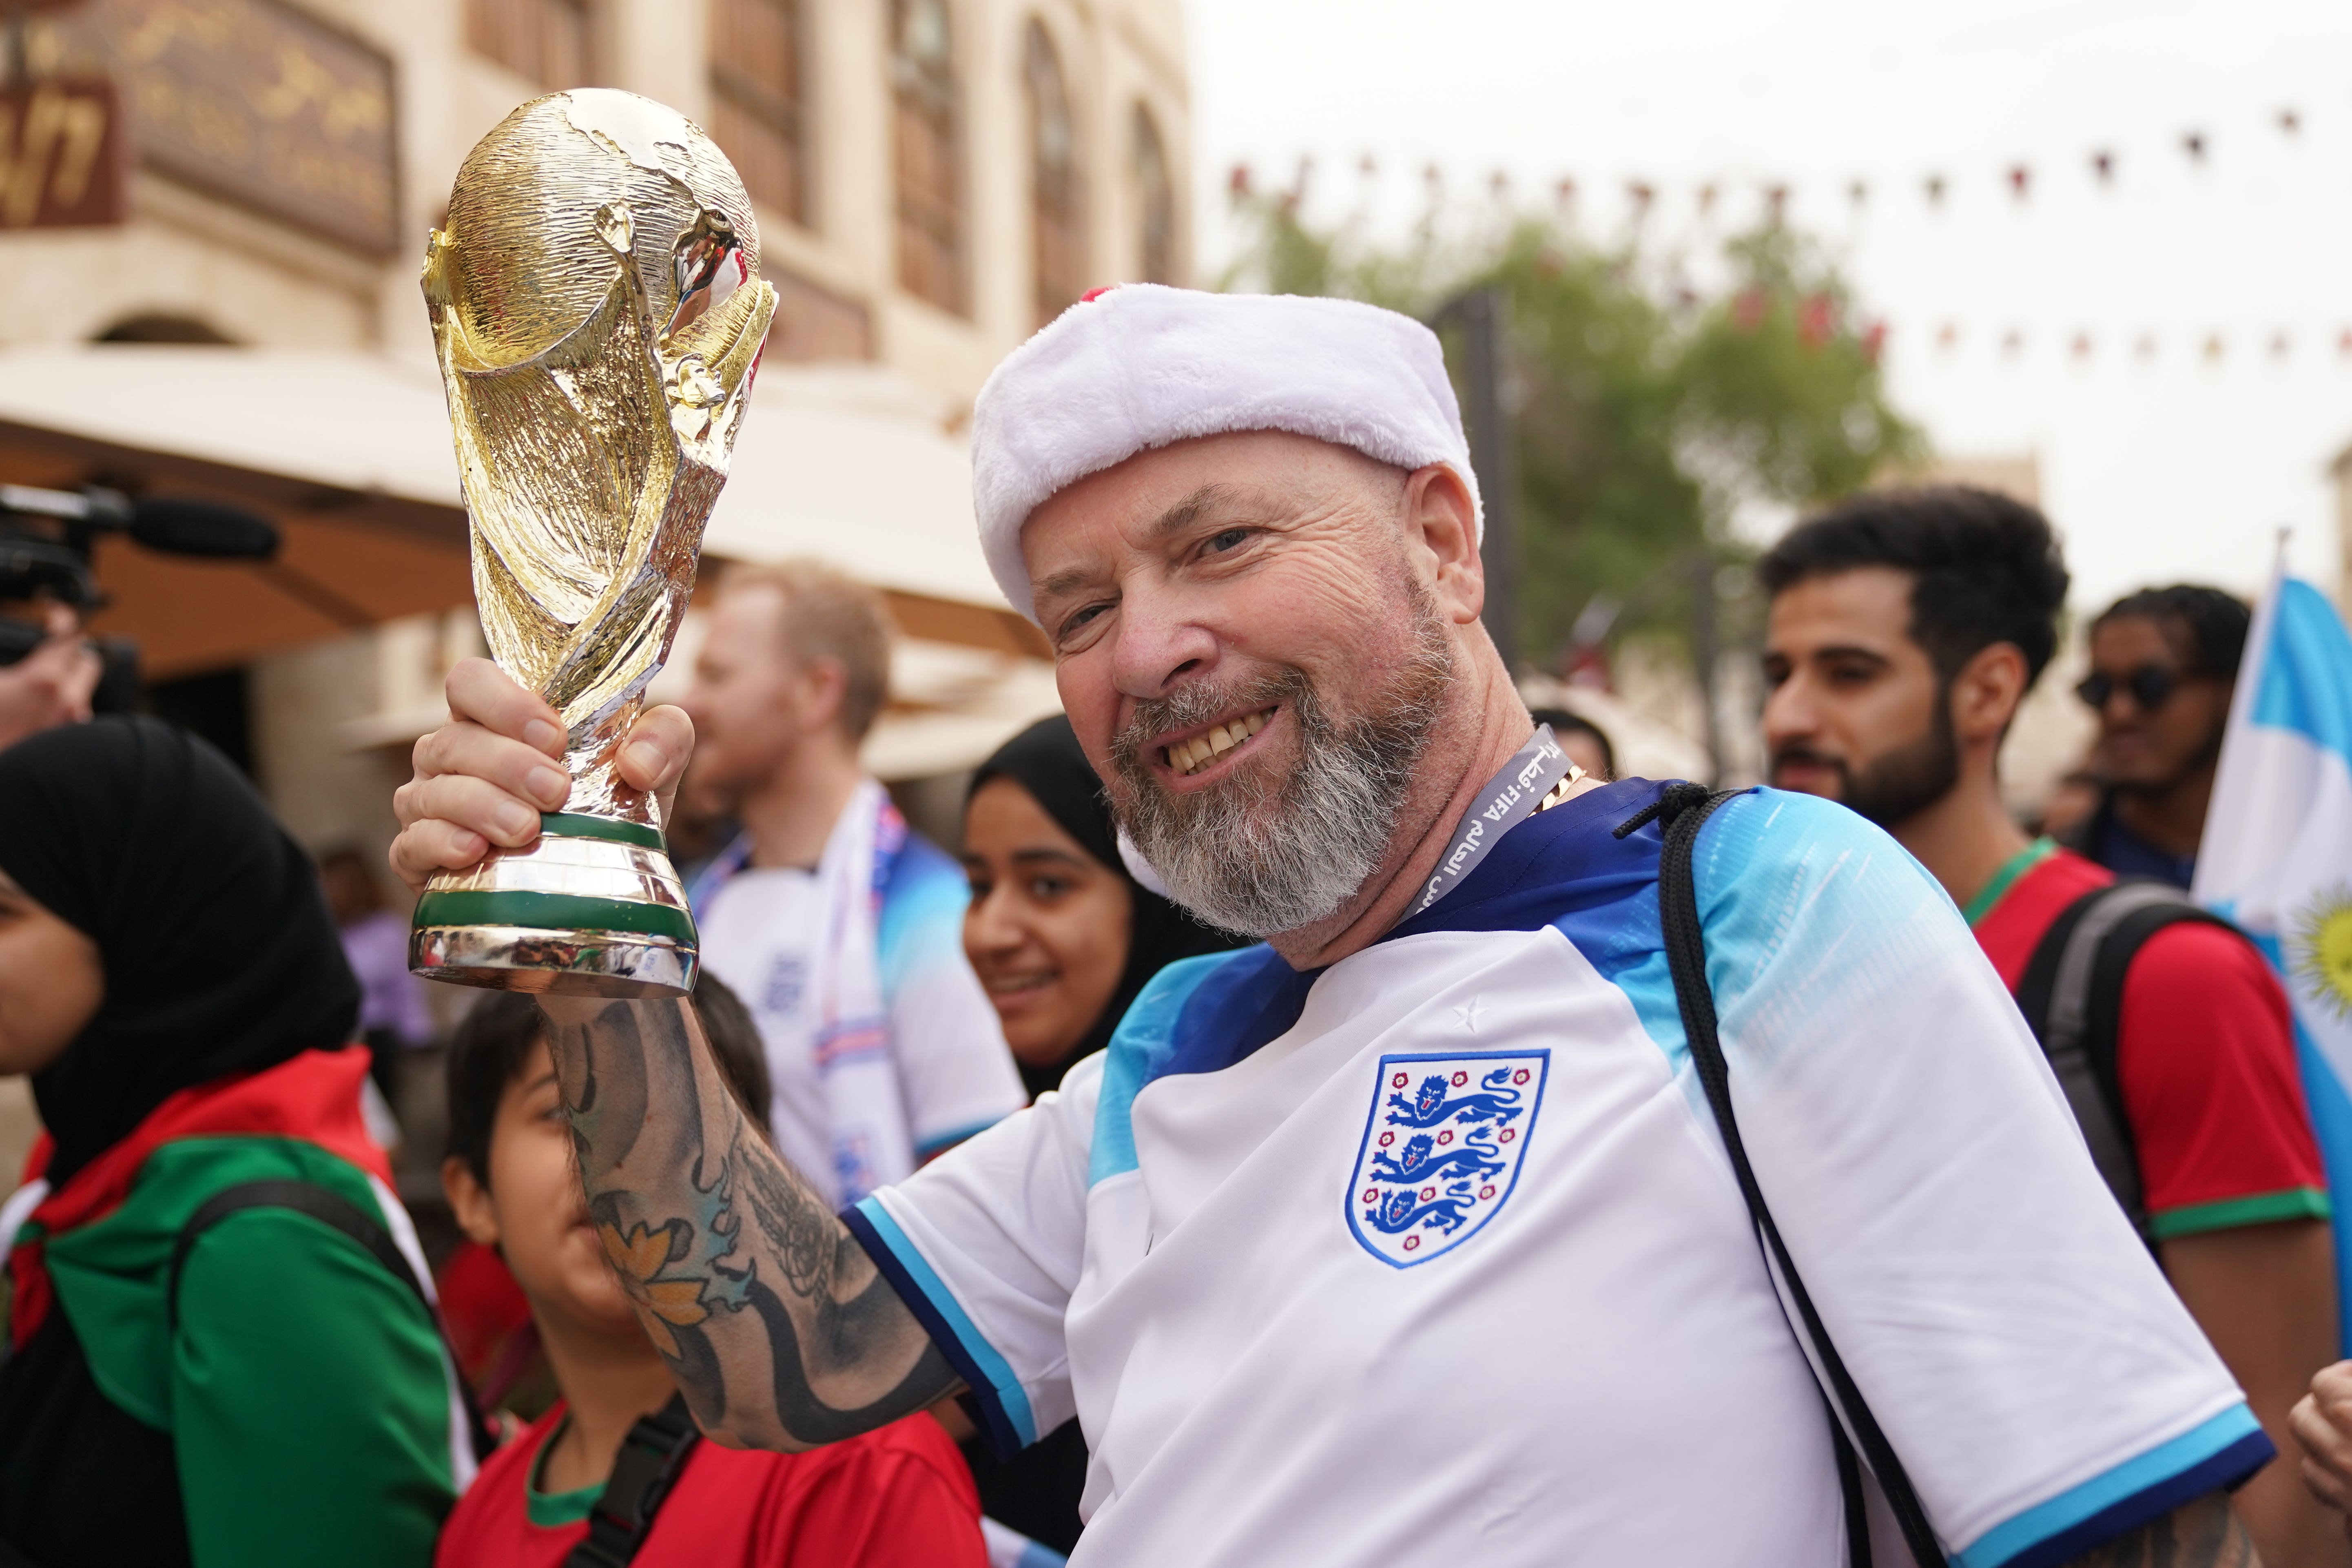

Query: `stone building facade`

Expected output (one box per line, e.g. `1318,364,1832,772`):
5,0,1190,385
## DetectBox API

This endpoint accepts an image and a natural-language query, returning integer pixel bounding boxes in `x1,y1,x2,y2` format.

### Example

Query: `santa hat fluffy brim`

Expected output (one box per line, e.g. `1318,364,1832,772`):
970,285,1483,621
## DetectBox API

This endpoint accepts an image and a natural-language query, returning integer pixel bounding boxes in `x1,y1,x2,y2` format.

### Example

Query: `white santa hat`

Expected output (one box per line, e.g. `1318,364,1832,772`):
970,283,1483,622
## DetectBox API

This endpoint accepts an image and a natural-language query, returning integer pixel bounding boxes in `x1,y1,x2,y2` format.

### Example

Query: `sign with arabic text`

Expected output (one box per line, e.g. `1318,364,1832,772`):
0,78,124,230
80,0,399,255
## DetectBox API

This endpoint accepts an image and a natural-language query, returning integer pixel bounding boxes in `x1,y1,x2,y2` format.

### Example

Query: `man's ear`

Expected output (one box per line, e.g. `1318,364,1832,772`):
1950,641,2031,746
793,656,851,736
1401,463,1484,627
442,1155,501,1249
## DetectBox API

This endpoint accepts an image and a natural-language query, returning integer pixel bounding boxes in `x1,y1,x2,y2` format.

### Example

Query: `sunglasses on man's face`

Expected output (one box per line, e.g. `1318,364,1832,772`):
2075,664,2183,712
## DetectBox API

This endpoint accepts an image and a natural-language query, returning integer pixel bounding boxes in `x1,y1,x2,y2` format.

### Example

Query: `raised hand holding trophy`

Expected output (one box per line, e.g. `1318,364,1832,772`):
410,90,777,998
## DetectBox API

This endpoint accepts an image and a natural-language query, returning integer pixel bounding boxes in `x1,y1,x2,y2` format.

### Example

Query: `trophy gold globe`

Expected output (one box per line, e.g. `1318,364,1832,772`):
410,89,777,998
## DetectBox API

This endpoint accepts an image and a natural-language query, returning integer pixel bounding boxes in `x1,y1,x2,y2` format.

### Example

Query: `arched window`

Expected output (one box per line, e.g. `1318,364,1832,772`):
711,0,812,228
891,0,964,314
93,314,238,344
1023,20,1083,326
1132,102,1175,285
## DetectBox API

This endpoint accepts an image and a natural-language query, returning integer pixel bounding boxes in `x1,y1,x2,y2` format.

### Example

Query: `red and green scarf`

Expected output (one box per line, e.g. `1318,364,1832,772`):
6,1045,390,1351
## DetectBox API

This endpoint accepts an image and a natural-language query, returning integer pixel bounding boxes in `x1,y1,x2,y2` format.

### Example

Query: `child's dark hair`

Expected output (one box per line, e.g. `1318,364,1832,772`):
444,974,773,1187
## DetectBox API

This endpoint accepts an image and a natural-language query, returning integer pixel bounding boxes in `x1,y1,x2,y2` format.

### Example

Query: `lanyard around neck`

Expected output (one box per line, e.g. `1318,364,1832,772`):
1411,726,1582,917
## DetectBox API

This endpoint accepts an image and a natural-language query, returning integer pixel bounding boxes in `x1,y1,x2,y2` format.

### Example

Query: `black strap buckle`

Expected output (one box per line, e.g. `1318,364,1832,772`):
567,1395,701,1568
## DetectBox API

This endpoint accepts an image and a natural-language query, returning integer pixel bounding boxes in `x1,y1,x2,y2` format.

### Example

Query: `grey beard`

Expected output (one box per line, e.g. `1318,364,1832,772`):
1108,616,1454,938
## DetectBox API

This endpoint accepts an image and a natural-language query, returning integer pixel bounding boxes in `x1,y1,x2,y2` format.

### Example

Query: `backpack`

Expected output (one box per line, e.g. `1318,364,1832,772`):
1624,783,1940,1568
2011,880,2238,1237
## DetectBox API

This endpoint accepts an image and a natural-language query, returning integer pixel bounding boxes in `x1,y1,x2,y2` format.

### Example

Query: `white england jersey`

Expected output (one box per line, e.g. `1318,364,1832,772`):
845,782,2266,1568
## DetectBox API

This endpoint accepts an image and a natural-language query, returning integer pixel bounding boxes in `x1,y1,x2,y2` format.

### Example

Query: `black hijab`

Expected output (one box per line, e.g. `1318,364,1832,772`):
0,717,361,1185
970,715,1247,1098
0,719,362,1566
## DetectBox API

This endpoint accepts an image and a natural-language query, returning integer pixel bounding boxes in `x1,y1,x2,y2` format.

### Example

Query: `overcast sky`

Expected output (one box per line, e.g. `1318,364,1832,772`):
1184,0,2352,611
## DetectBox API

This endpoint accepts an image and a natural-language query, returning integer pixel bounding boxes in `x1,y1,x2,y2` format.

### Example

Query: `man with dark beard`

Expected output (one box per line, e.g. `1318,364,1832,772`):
1761,487,2343,1568
394,292,2275,1568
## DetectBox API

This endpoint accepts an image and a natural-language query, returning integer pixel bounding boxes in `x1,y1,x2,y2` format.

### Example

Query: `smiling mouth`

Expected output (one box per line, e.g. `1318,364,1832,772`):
983,971,1056,998
1163,707,1276,776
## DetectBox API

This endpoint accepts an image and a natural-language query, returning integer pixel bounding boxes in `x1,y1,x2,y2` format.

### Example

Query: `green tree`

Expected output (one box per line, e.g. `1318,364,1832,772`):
1219,193,1921,668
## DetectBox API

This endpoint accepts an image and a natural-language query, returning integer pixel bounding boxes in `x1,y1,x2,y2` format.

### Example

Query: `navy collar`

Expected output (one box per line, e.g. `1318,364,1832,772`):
1385,777,1674,944
1134,779,1683,1090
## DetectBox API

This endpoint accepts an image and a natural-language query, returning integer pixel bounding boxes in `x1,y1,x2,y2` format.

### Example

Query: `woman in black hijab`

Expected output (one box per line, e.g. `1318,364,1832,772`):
955,714,1247,1553
0,718,464,1568
961,713,1245,1097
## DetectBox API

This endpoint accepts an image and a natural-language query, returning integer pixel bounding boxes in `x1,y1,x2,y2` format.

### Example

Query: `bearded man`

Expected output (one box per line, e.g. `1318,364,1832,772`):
1760,487,2339,1568
394,288,2272,1568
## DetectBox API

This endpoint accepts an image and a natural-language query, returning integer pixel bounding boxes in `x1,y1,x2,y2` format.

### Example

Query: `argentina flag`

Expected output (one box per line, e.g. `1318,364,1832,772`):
2196,569,2352,1345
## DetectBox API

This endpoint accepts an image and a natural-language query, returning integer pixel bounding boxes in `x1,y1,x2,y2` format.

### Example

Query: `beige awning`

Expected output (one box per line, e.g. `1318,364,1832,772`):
0,344,1046,676
0,345,471,679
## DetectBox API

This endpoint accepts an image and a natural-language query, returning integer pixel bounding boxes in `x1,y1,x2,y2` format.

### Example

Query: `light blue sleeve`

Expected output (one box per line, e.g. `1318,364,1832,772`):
1691,790,2265,1568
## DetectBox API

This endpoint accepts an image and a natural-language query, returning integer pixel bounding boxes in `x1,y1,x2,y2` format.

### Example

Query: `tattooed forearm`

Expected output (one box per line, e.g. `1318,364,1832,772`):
2062,1494,2260,1567
539,994,961,1451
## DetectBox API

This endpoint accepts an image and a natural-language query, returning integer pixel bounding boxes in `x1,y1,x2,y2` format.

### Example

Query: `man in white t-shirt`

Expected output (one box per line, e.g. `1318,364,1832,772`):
396,288,2272,1567
677,558,1023,1206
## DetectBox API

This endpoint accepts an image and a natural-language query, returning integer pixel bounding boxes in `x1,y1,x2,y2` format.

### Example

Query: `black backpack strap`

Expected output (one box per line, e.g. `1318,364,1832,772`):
565,1393,702,1568
2012,880,2231,1238
168,1178,497,1465
169,1180,423,1330
1625,782,1942,1568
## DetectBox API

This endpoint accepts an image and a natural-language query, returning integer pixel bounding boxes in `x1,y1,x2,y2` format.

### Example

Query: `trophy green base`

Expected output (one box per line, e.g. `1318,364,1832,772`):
409,813,698,1000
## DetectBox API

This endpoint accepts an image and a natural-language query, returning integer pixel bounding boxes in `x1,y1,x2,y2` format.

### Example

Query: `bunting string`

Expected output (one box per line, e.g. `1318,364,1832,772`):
1225,87,2352,373
1229,86,2346,235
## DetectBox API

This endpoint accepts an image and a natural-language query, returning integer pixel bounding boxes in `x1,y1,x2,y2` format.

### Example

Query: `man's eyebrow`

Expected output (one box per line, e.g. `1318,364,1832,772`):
1143,483,1238,545
1031,483,1245,609
1032,563,1099,607
1811,644,1893,665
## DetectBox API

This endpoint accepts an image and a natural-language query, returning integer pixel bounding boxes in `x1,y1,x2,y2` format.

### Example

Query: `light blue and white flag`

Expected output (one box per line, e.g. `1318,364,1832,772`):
2195,568,2352,1345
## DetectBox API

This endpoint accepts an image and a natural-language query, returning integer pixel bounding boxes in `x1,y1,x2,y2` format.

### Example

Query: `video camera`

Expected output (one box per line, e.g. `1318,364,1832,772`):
0,483,281,713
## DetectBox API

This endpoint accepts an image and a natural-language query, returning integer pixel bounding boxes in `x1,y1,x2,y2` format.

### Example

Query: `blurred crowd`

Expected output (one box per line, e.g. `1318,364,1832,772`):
2,483,2351,1568
0,553,1253,1568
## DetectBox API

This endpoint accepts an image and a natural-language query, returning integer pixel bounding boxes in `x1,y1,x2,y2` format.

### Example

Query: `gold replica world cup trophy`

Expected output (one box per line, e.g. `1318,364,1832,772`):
410,90,776,998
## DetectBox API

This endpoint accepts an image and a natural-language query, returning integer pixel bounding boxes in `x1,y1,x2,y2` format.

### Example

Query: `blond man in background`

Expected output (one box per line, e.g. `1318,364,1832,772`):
678,560,1023,1207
